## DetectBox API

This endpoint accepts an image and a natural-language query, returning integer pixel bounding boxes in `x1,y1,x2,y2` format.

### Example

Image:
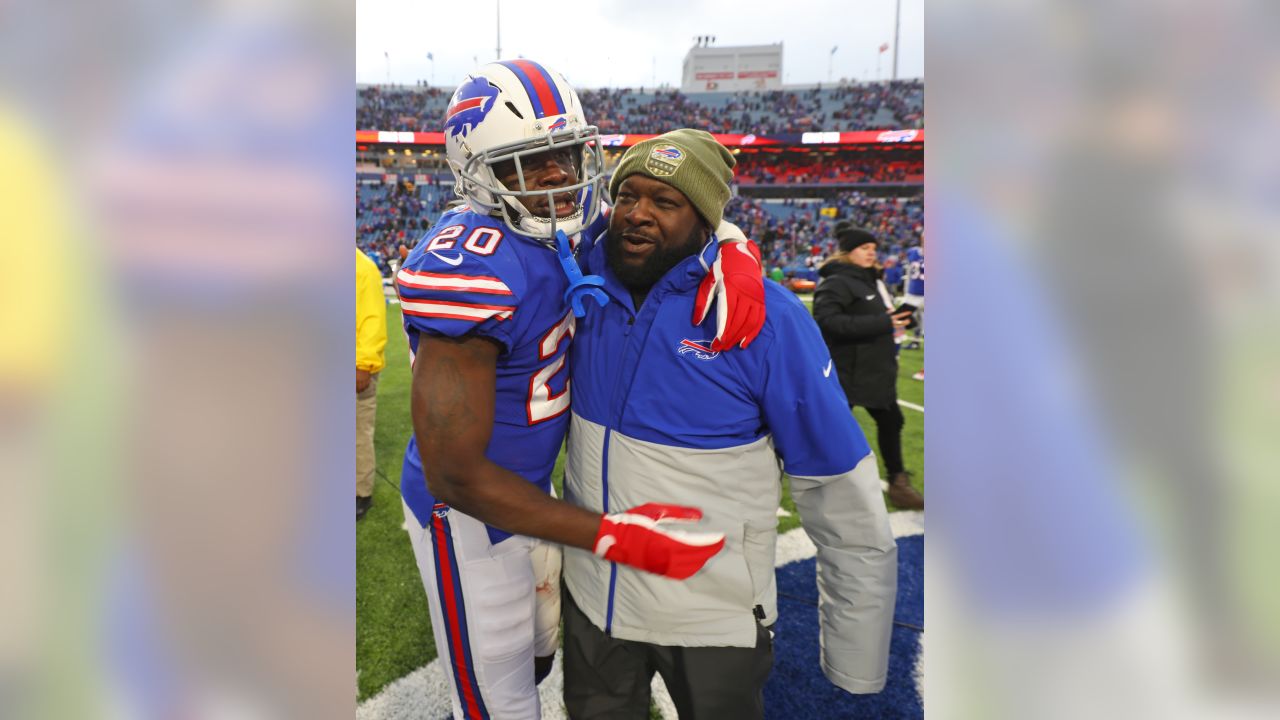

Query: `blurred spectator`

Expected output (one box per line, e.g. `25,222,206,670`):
355,248,387,520
883,255,904,295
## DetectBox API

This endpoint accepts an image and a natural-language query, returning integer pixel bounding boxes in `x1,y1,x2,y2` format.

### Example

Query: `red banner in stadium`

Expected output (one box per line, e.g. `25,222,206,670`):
355,129,922,147
801,129,924,145
596,133,783,147
356,130,447,144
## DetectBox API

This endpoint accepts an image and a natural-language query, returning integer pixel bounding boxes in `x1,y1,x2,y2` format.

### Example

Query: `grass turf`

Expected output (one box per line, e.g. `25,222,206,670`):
357,302,924,701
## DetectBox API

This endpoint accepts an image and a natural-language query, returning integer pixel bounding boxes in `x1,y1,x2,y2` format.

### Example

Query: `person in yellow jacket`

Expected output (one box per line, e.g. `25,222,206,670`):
356,249,388,519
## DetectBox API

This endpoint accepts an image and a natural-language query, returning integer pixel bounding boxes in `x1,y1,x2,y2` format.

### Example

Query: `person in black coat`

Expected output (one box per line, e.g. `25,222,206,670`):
812,224,925,510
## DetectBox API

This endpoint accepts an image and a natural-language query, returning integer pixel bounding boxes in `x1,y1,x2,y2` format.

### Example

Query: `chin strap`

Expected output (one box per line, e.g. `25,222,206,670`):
554,230,609,318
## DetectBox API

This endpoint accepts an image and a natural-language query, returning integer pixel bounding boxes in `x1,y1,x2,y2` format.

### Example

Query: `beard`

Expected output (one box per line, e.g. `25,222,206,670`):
605,225,707,293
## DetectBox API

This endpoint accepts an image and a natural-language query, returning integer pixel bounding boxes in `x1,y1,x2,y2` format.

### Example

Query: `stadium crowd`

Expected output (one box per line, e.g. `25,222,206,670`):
733,155,923,185
356,79,925,278
355,179,452,274
723,192,924,280
357,80,923,135
355,176,922,283
357,85,450,133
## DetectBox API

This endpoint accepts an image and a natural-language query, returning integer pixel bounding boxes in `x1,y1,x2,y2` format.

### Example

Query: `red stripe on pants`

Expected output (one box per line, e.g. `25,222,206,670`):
433,515,485,719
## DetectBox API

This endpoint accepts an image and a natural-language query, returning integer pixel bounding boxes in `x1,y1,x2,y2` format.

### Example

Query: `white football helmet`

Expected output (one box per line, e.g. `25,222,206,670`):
443,60,604,241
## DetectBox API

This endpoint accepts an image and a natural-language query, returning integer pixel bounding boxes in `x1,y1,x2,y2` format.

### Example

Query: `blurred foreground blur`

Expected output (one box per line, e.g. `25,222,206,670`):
929,0,1280,717
1,1,353,718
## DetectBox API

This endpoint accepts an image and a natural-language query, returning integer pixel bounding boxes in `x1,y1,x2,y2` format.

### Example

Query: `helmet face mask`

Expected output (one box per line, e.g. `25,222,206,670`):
453,126,605,240
444,61,605,241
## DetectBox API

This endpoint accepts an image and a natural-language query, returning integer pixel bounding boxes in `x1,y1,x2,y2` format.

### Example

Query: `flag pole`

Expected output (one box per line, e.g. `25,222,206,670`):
892,0,901,80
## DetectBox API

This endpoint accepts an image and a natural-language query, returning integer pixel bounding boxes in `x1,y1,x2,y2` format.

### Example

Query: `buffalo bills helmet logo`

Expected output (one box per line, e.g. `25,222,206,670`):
445,76,501,138
677,338,719,361
548,116,568,132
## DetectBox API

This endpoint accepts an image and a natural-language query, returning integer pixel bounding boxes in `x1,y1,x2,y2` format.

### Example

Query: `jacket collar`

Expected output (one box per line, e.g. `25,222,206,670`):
818,259,877,282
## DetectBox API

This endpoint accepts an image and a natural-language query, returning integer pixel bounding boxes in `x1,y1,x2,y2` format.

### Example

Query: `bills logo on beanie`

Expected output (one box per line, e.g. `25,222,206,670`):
646,145,685,176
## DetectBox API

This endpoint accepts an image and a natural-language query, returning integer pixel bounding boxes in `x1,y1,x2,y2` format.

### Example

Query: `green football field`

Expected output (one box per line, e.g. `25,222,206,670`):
356,301,925,701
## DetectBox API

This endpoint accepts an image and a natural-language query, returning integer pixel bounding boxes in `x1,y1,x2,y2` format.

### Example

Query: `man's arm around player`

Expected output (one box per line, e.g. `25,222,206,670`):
413,333,725,580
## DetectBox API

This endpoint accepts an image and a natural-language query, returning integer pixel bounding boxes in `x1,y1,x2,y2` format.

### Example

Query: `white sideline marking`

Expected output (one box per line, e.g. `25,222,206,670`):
889,509,926,538
898,399,924,413
360,514,925,719
652,676,679,720
915,629,925,713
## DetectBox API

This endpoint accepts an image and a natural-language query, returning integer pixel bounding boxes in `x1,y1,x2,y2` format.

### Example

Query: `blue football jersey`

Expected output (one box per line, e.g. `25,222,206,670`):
905,247,925,296
396,209,580,543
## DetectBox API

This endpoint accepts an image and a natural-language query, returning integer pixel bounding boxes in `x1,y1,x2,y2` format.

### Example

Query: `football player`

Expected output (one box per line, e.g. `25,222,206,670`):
904,241,925,363
394,60,765,719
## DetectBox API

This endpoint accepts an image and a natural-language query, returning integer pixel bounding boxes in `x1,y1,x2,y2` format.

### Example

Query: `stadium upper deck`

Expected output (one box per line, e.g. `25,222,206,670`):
356,80,923,135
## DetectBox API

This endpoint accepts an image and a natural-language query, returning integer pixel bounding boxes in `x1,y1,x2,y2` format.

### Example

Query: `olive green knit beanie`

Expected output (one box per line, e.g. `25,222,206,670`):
608,129,736,228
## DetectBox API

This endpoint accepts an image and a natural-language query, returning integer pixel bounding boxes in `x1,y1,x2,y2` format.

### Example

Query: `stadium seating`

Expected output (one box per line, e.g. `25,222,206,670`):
726,193,924,278
356,179,453,274
734,155,923,185
357,81,923,135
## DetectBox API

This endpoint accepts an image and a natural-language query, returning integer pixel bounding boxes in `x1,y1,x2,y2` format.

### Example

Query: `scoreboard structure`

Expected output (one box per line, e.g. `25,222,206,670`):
681,43,783,93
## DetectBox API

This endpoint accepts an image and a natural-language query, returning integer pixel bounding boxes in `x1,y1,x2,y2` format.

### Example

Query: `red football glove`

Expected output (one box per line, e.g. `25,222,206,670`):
694,221,766,351
594,503,726,580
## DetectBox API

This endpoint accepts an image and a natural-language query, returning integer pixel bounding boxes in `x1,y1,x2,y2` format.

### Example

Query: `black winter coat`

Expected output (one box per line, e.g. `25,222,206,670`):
812,261,898,409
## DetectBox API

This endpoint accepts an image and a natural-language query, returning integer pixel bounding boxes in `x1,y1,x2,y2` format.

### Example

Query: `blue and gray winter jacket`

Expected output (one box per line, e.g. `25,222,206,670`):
564,237,899,694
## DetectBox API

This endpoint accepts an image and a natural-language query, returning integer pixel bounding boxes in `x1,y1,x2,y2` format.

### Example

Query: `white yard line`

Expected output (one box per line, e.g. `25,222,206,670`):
898,399,924,413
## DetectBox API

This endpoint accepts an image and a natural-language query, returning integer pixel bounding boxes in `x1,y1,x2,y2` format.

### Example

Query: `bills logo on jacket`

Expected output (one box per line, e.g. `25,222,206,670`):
445,76,501,138
677,338,719,361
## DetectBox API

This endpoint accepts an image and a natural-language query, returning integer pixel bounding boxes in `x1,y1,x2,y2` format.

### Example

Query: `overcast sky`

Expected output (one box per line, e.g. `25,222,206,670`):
356,0,923,89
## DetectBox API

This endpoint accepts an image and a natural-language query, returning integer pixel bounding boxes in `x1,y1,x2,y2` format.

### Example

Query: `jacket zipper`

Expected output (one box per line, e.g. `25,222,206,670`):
602,426,617,635
602,306,639,635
